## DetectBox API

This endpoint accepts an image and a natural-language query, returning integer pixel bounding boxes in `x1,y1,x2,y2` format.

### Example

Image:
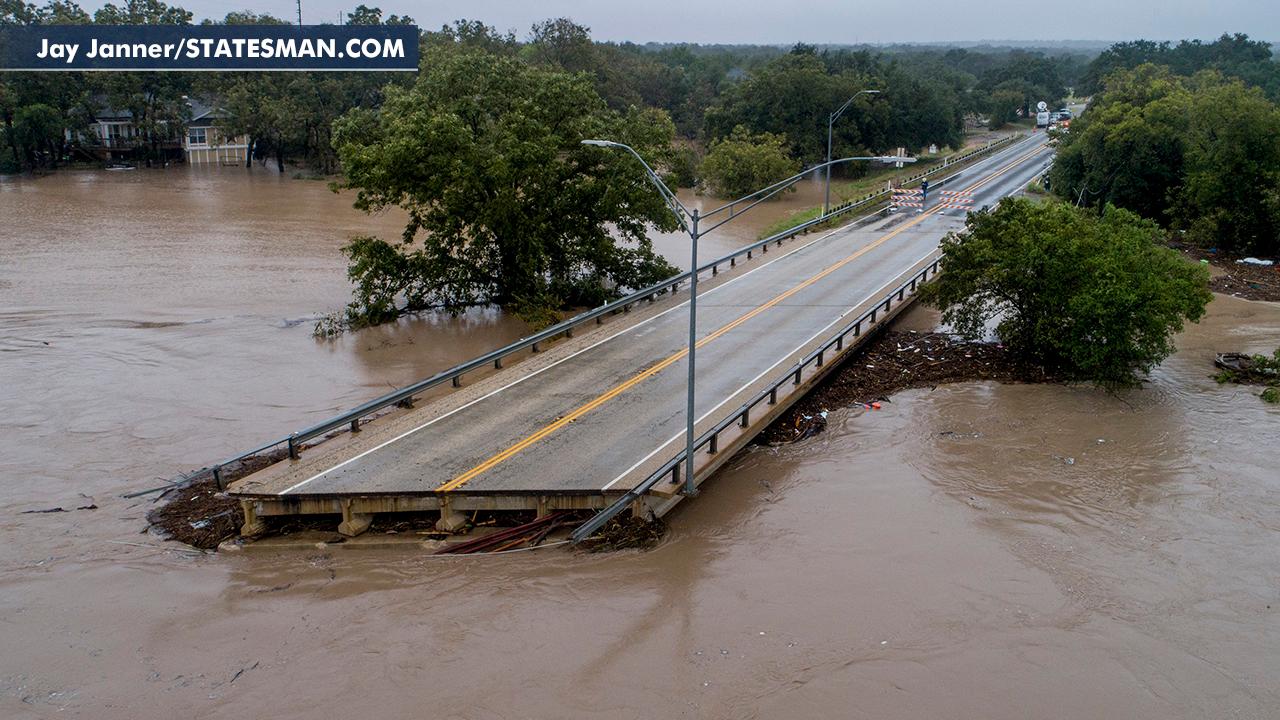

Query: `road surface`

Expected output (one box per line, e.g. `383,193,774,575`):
234,133,1053,502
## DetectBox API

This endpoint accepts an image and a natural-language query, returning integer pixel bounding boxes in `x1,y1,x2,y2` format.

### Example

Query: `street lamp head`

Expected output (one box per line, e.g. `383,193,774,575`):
875,155,917,163
864,89,882,94
580,139,618,148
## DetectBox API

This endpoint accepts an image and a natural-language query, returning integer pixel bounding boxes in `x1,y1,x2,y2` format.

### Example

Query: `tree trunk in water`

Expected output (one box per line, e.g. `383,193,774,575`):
4,114,18,167
275,145,284,173
245,138,254,168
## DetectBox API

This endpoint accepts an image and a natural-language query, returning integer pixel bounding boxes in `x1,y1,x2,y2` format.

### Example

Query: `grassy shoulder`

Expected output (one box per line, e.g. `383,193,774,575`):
755,136,1022,241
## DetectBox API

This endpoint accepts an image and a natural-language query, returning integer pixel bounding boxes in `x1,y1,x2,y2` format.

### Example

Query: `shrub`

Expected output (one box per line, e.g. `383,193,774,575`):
921,198,1212,388
699,125,799,198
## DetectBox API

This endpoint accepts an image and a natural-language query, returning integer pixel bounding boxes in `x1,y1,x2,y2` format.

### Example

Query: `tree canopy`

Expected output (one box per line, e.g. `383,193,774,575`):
699,126,798,197
922,199,1211,388
1080,34,1279,100
331,42,680,325
1050,65,1280,255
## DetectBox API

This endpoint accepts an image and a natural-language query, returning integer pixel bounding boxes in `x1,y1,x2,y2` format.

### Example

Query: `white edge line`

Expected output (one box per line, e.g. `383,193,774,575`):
280,200,892,494
600,139,1051,492
599,247,939,491
280,137,1042,495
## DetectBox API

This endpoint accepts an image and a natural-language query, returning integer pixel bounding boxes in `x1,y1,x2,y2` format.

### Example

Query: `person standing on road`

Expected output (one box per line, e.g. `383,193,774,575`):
921,178,929,203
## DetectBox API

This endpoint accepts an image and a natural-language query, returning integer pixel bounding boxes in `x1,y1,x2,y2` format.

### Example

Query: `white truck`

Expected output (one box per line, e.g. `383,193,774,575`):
1035,101,1051,128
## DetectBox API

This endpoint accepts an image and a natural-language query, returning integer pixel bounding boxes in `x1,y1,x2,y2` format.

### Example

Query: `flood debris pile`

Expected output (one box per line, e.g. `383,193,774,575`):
434,511,584,554
1214,350,1280,403
1175,246,1280,301
771,410,829,444
578,515,667,553
147,478,243,550
144,447,300,549
763,330,1053,444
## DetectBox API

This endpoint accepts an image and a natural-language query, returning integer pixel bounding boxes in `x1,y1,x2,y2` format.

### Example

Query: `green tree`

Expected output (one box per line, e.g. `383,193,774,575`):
985,86,1025,128
203,10,288,25
331,45,680,326
703,53,846,161
1081,34,1278,100
11,102,62,166
345,4,414,26
1049,65,1190,220
93,0,190,24
1051,65,1280,254
921,199,1211,388
699,125,798,197
1172,77,1280,254
1,0,92,171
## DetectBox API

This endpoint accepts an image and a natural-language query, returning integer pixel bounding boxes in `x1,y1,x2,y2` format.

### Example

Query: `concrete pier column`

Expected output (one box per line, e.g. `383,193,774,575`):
436,498,468,533
240,500,267,537
338,499,373,537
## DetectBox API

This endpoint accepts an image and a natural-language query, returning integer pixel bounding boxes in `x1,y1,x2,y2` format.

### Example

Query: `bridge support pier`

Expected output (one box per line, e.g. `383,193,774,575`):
240,500,267,537
338,499,373,537
436,499,469,533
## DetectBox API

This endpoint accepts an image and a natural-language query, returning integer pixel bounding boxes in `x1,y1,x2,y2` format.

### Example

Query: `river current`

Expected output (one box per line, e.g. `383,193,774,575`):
1,166,1277,718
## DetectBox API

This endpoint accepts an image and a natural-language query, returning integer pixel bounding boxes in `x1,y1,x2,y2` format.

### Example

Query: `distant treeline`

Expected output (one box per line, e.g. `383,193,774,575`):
0,0,415,173
2,0,1097,175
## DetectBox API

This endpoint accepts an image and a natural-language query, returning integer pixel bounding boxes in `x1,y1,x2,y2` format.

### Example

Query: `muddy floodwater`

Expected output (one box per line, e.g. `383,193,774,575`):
2,167,1279,718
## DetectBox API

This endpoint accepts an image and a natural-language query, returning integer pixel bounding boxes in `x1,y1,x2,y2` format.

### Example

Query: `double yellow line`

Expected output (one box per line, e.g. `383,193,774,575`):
435,140,1048,493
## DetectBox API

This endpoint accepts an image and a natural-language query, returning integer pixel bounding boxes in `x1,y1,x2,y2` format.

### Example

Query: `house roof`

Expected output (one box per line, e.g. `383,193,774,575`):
87,96,228,125
188,98,228,124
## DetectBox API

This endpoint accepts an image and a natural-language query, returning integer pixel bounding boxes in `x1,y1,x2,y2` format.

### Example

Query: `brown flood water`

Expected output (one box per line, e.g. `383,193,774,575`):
648,176,840,269
2,167,1280,718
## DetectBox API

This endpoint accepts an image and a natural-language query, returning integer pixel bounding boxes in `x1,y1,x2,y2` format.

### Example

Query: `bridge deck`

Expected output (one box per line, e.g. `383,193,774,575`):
230,134,1053,530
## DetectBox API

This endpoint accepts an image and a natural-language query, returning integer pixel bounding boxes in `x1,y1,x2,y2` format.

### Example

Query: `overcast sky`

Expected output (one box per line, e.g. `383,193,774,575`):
116,0,1279,44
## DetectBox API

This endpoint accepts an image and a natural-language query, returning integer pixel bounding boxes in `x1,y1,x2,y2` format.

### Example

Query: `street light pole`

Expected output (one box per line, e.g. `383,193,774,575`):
684,208,699,496
825,89,880,216
582,140,913,498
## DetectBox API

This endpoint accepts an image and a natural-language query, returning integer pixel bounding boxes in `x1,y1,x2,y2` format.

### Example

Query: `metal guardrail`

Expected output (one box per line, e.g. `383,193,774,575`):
210,133,1023,488
570,255,943,542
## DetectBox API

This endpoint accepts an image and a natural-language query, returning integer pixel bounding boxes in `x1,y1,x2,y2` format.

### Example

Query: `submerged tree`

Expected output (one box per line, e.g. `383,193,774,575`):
699,125,798,197
331,44,680,327
921,199,1211,388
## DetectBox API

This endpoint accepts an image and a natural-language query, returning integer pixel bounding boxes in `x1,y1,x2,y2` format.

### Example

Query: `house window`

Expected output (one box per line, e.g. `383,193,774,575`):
188,127,207,146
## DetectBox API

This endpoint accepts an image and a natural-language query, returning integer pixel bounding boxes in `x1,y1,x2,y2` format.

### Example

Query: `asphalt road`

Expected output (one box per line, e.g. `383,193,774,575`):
254,133,1054,498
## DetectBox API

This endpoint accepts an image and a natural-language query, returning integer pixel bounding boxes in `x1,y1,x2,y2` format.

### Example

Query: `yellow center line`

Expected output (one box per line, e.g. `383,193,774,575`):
435,140,1048,493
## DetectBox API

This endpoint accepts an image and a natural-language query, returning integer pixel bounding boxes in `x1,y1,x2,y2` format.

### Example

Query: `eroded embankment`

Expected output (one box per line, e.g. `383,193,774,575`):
760,330,1056,444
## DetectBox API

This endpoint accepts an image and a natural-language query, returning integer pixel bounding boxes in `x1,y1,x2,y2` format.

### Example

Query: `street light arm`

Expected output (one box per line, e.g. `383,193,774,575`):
829,89,881,124
581,139,690,230
698,154,912,235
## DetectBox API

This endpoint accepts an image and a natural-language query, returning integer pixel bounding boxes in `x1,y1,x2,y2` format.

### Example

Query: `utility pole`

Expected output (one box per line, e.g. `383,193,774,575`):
296,0,302,26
